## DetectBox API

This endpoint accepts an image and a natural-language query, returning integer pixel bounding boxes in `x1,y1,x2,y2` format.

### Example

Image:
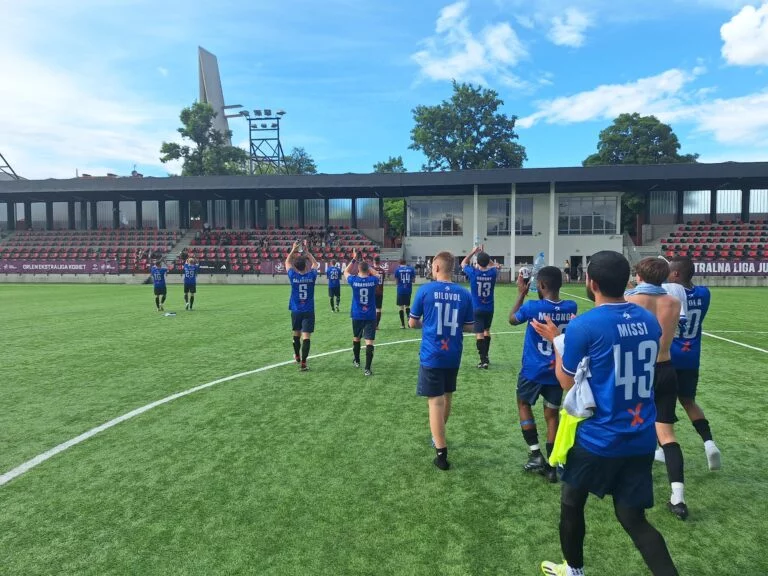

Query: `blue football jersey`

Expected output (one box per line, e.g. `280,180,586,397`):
394,265,416,295
348,274,379,320
288,269,318,313
150,265,167,288
463,265,498,313
326,266,342,288
410,281,474,369
183,263,199,284
671,285,711,370
562,303,662,458
515,299,578,385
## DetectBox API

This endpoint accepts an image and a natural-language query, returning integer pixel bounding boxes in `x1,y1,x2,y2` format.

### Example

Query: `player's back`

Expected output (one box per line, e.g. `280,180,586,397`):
464,265,498,311
288,269,318,312
625,293,680,362
395,266,415,293
413,281,473,368
518,299,578,384
349,274,378,319
151,265,167,285
327,266,341,286
183,264,198,282
372,265,385,294
671,285,711,368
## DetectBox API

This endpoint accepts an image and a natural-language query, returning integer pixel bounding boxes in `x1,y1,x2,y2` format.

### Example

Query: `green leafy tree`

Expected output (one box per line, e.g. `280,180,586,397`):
373,156,407,237
584,113,698,234
409,81,527,171
160,102,248,176
284,147,317,175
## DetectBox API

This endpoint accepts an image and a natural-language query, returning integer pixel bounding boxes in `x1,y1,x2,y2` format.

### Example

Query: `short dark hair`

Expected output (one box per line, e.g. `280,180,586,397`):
155,259,163,267
294,256,307,272
635,257,669,286
399,258,406,265
537,266,562,292
669,256,694,283
476,251,491,267
359,261,370,273
587,251,630,298
374,256,381,263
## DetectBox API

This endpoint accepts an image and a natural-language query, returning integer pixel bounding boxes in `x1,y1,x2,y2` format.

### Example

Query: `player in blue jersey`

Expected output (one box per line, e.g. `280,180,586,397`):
326,260,342,312
344,252,381,376
668,256,721,470
535,251,678,576
462,245,500,368
509,266,577,482
626,257,688,520
393,259,416,329
150,259,168,312
409,251,474,471
182,257,200,311
285,241,319,372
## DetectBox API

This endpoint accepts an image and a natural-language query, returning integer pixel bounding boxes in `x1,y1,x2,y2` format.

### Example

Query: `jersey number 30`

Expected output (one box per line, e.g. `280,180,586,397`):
434,302,460,336
613,341,658,400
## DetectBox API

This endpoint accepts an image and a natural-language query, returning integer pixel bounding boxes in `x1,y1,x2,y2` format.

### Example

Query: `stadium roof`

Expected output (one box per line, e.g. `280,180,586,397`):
1,162,768,203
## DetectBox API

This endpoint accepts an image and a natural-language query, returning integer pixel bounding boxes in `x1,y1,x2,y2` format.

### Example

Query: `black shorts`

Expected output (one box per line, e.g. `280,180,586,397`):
654,360,678,424
352,319,376,341
291,312,315,334
184,283,196,294
328,285,341,298
676,369,699,399
474,310,494,333
396,292,412,307
417,366,459,397
516,375,563,408
561,442,655,509
375,293,384,309
153,287,167,296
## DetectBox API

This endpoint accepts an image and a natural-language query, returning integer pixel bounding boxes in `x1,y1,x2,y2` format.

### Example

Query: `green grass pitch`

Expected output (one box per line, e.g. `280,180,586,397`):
0,283,766,575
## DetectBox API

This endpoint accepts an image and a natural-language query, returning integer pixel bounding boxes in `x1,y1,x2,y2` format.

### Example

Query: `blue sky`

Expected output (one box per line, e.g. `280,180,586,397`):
4,0,768,178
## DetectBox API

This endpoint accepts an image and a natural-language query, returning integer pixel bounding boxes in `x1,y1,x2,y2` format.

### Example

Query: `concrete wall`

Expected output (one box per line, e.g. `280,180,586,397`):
403,194,623,267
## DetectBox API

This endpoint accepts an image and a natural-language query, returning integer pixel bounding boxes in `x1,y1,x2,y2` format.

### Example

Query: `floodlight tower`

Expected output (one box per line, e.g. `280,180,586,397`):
0,152,21,180
226,108,288,174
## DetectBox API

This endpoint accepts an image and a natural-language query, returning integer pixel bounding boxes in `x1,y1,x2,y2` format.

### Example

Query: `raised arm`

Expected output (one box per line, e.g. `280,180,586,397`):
304,241,319,270
343,250,359,280
461,245,480,268
508,274,530,325
285,241,299,271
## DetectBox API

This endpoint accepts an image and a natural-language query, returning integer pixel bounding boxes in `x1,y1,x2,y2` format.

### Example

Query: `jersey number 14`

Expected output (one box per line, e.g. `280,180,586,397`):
434,302,459,336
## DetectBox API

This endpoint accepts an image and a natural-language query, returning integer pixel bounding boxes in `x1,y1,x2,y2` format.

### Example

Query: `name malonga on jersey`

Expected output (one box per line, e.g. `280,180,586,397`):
695,261,768,274
617,322,650,337
536,312,573,323
434,291,462,302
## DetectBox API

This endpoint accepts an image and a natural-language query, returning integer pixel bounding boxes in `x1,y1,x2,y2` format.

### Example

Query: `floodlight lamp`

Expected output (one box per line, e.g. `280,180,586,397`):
264,109,272,116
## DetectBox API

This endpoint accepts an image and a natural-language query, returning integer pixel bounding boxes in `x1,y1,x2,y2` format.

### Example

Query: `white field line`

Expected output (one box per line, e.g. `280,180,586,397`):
560,291,768,355
0,330,524,488
705,331,768,334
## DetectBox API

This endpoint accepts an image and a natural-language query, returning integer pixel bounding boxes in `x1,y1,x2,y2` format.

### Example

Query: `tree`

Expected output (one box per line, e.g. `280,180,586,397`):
583,113,699,234
409,81,527,171
284,147,317,175
160,102,248,176
374,156,407,237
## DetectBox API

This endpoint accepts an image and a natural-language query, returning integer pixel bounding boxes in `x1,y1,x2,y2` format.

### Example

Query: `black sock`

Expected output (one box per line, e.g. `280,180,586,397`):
189,295,194,309
336,297,340,308
615,503,679,576
406,306,411,320
301,338,310,363
692,418,713,443
662,442,684,484
293,336,301,357
161,295,166,304
435,446,448,461
522,427,540,453
330,297,335,311
365,344,374,370
399,310,405,327
353,340,361,362
484,335,491,359
155,296,160,309
476,339,484,360
560,489,587,570
184,293,188,302
376,311,381,327
546,442,555,461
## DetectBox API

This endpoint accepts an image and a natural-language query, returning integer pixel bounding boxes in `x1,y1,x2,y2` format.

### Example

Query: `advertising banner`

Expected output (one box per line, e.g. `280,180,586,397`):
0,259,119,274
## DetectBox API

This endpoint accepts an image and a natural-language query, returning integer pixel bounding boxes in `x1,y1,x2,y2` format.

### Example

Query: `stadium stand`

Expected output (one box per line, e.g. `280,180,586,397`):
179,226,379,274
661,220,768,260
0,229,182,273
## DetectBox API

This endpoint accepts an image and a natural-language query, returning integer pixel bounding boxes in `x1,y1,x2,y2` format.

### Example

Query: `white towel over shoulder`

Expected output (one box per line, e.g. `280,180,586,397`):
554,334,595,418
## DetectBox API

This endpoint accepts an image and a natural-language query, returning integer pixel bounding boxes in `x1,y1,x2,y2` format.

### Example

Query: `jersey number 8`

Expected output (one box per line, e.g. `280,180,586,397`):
360,288,369,305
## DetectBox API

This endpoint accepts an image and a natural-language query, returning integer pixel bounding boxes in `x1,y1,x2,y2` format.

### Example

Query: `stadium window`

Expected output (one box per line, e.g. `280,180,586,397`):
558,196,618,235
408,200,463,236
487,198,533,236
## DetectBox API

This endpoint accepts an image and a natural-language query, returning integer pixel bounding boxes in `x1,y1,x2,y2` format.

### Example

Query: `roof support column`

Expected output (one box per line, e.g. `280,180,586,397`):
323,198,330,229
274,200,281,229
351,198,357,228
89,201,98,230
473,184,479,246
23,202,32,229
298,198,305,229
509,183,516,275
45,202,54,230
379,197,385,228
80,202,88,230
548,182,556,266
200,200,209,226
112,200,120,229
742,188,750,223
256,198,265,229
158,200,166,230
226,199,233,229
238,198,246,229
209,200,217,228
710,189,717,223
136,201,143,230
67,201,76,230
6,202,15,231
675,190,684,225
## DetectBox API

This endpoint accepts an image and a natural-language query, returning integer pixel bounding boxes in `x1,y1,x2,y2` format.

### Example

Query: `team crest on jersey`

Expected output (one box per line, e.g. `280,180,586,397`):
623,312,631,319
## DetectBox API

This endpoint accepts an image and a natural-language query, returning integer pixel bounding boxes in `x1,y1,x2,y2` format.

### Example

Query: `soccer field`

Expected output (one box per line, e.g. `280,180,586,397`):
1,283,766,575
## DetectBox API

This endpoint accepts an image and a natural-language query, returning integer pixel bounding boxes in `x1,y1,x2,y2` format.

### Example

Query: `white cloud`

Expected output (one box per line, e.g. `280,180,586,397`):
721,3,768,66
519,65,768,147
412,1,527,86
157,66,169,77
548,8,592,47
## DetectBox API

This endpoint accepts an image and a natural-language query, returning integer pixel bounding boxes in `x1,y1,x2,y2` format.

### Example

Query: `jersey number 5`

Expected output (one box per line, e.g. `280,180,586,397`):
299,284,308,300
434,302,460,336
613,340,658,400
